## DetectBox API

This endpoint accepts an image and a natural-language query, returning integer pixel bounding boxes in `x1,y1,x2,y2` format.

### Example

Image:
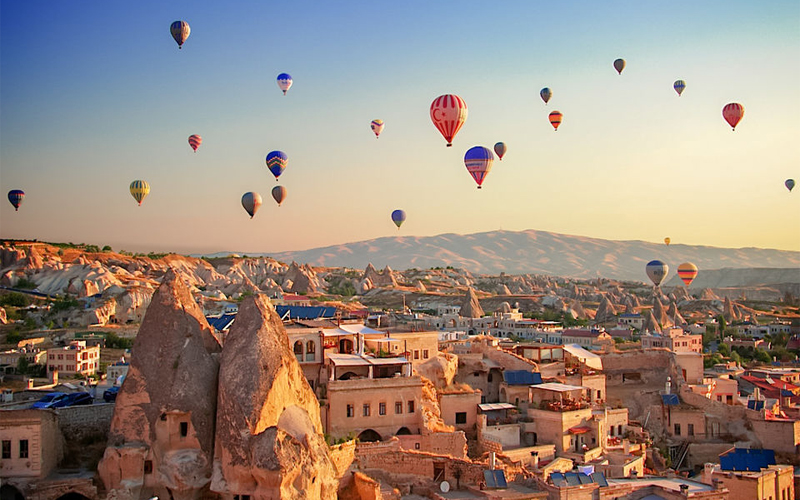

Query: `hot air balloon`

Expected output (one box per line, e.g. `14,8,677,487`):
266,151,288,181
494,142,507,160
613,58,626,75
540,88,552,104
548,111,563,131
129,180,150,206
786,179,796,192
370,119,384,138
673,80,686,96
391,209,406,229
722,103,744,130
464,146,494,189
645,260,669,287
170,21,190,49
677,262,698,287
664,237,671,246
241,192,262,218
277,73,292,95
7,190,24,211
271,185,287,206
188,134,202,152
430,94,468,147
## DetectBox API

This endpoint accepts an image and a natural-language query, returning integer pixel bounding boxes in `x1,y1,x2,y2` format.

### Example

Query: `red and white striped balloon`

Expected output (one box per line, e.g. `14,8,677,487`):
188,134,202,152
722,103,744,131
430,94,467,147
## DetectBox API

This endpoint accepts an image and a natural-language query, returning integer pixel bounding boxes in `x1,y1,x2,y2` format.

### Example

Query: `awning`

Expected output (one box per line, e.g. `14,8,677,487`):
478,403,516,412
568,426,591,434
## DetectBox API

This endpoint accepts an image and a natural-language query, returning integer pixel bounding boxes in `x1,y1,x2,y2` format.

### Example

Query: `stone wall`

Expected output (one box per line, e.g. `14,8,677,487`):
329,440,357,477
750,419,800,455
54,402,115,441
396,431,468,459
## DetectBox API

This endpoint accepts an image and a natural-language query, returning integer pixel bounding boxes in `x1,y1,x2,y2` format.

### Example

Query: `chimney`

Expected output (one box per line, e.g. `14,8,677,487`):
489,451,496,470
680,483,689,497
50,369,58,386
26,378,34,389
712,478,723,490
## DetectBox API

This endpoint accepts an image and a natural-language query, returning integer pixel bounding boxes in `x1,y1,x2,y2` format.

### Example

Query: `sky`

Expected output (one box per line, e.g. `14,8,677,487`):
1,0,799,256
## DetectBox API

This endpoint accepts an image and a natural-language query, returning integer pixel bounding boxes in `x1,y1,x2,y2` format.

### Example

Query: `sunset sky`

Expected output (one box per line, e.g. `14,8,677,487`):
1,1,799,255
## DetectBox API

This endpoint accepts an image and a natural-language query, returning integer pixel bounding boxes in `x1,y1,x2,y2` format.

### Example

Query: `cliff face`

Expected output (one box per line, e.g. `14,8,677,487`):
211,294,337,499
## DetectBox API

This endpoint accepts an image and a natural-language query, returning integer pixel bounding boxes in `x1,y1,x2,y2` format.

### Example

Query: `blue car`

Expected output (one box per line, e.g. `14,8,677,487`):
31,392,68,409
103,386,120,402
62,392,93,406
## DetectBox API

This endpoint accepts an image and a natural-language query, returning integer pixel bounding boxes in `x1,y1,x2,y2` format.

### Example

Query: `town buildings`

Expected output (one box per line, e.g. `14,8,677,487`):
45,340,100,378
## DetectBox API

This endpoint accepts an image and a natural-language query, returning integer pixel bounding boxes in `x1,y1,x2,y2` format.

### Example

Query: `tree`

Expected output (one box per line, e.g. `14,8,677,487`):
717,315,727,334
102,245,113,252
754,349,771,364
16,356,29,375
0,292,30,307
717,343,730,357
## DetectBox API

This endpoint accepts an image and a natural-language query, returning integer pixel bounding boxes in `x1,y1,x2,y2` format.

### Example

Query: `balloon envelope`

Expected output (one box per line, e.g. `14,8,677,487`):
430,94,468,147
677,262,698,287
494,142,507,160
645,260,669,286
241,192,262,218
613,58,626,74
7,190,24,211
540,88,552,104
664,237,670,246
277,73,292,95
391,209,406,228
785,179,795,192
170,21,190,49
188,134,202,152
266,151,288,180
271,185,287,206
370,119,384,138
673,80,686,96
464,146,494,189
548,111,563,130
129,180,150,206
722,103,744,130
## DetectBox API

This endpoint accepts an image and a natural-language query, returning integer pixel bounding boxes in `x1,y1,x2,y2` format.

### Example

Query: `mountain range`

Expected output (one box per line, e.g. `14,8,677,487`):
244,229,800,282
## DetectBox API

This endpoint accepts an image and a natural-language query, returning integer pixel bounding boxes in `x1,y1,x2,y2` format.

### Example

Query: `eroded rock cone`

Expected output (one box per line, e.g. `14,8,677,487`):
211,294,337,500
99,269,222,500
460,286,484,318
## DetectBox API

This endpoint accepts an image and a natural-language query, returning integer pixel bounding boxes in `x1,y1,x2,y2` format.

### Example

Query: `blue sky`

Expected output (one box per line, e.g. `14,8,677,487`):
1,1,799,255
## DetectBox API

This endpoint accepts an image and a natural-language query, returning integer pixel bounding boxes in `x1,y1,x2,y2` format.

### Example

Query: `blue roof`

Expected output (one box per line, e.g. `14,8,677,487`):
206,313,236,332
275,305,336,320
661,394,680,406
720,448,776,472
747,400,765,411
503,370,543,386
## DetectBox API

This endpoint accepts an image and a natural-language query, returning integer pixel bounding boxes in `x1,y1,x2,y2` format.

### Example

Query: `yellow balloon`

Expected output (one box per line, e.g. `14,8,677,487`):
664,237,671,246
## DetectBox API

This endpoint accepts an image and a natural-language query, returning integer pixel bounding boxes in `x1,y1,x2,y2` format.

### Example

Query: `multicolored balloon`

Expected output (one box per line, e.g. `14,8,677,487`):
664,237,670,246
277,73,292,95
613,58,626,75
786,179,796,192
494,142,507,160
548,111,563,131
722,103,744,131
130,180,150,206
170,21,190,49
430,94,468,147
540,88,552,104
370,119,384,138
271,185,287,206
464,146,494,189
645,260,669,287
241,192,262,218
391,209,406,229
188,134,202,152
266,151,288,181
7,190,24,211
677,262,698,287
673,80,686,96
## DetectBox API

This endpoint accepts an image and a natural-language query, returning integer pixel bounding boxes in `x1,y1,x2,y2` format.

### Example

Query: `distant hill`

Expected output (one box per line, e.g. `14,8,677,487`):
256,229,800,282
663,267,800,289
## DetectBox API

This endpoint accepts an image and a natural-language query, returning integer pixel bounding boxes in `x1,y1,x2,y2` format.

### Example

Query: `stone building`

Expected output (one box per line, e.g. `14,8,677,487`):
45,341,100,377
0,409,62,479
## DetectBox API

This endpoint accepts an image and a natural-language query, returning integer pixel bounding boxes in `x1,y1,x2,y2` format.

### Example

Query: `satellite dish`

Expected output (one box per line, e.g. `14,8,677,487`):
440,481,450,493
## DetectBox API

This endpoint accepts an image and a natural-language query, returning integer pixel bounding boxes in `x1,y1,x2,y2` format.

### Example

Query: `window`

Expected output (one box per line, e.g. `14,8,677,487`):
379,402,386,416
688,424,694,436
363,404,371,417
293,341,303,361
1,440,10,459
346,404,354,418
455,412,467,424
306,341,316,361
144,460,153,474
180,421,188,438
423,349,429,359
674,424,681,436
597,390,602,399
407,400,415,413
395,402,403,414
414,350,419,360
234,496,251,500
487,372,493,382
19,439,28,458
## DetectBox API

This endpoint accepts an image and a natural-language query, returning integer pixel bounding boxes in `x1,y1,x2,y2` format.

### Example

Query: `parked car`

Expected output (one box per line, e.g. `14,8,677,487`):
103,386,120,402
62,392,93,406
31,392,68,409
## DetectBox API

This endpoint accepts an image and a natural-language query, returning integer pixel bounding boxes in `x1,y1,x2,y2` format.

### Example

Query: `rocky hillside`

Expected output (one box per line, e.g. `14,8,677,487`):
264,229,800,281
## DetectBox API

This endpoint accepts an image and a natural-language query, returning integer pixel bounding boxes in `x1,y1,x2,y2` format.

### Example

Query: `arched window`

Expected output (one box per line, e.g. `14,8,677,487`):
306,340,316,361
293,341,303,361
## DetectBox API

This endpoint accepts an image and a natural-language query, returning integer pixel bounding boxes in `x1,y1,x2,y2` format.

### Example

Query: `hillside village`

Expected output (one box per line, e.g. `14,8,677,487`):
0,241,799,500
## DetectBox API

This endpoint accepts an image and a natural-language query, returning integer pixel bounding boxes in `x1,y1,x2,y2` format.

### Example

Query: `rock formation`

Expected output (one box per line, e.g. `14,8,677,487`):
98,270,222,500
642,309,662,334
594,295,618,324
459,287,484,318
282,262,321,294
415,352,458,389
362,263,397,288
211,295,337,499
